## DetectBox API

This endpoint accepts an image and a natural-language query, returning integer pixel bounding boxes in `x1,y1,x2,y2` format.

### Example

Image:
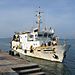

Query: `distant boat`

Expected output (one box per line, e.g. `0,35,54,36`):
9,8,70,62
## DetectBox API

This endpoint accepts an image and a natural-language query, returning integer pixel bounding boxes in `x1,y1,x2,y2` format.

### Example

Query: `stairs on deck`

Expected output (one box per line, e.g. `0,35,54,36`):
12,63,45,75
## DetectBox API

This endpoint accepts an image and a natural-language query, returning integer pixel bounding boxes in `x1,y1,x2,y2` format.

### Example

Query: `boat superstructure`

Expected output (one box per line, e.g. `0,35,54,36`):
10,8,70,62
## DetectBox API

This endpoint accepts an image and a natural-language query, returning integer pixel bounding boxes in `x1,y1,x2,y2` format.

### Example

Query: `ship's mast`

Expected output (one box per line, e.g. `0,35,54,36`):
36,7,43,32
38,12,40,32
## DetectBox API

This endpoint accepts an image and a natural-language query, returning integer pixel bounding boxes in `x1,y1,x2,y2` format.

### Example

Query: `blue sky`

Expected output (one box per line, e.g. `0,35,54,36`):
0,0,75,39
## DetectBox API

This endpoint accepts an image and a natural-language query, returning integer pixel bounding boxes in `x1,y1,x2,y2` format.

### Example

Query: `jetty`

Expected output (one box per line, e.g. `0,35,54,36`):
0,50,45,75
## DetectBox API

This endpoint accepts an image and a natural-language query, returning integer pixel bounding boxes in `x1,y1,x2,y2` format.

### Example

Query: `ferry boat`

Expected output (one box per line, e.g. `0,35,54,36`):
10,8,70,62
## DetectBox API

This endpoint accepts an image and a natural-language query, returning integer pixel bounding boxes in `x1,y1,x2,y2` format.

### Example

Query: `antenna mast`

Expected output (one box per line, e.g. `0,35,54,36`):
36,7,43,32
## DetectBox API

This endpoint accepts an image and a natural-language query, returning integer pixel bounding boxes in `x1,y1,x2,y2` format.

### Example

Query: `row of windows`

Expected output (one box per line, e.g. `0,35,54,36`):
38,33,53,38
28,33,53,39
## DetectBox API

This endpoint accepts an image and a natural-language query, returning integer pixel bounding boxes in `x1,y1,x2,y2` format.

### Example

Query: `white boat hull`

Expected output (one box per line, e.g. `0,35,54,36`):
12,46,65,62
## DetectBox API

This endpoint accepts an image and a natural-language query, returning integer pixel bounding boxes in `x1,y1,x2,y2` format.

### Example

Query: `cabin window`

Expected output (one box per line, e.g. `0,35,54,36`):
34,29,38,32
35,35,38,39
29,35,33,38
13,35,20,41
30,50,33,53
28,35,34,41
24,50,27,53
38,33,43,37
38,50,41,51
44,33,47,37
35,35,37,37
48,34,51,38
48,41,51,46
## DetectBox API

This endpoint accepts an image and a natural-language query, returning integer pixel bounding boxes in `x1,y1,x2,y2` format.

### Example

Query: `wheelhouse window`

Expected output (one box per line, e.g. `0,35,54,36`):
48,34,51,38
44,33,47,37
38,33,43,37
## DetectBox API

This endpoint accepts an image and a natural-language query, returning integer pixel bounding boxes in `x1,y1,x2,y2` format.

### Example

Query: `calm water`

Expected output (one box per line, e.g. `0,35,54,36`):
0,38,75,75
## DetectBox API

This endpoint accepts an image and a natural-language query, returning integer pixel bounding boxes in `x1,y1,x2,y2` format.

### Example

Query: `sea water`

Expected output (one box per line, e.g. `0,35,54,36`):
0,38,75,75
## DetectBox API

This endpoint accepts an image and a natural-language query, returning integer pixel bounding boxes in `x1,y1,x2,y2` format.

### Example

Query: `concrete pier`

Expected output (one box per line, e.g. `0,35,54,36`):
0,50,45,75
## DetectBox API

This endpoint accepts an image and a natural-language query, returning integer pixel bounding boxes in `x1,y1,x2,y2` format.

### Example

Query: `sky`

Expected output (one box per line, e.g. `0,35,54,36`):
0,0,75,39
